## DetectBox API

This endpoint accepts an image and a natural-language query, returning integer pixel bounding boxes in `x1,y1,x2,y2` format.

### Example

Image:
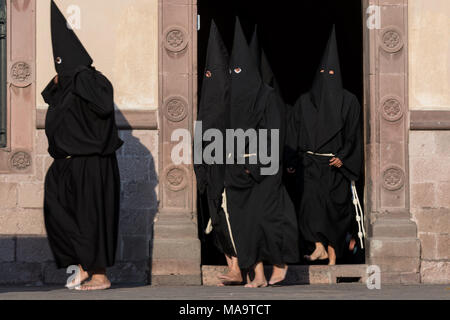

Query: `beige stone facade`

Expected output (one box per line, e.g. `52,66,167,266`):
408,0,450,284
0,0,449,286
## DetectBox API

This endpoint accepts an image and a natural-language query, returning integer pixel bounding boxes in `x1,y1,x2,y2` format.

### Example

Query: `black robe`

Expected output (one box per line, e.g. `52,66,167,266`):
288,90,362,258
194,21,236,257
287,25,363,259
225,84,299,269
42,66,123,270
226,19,299,269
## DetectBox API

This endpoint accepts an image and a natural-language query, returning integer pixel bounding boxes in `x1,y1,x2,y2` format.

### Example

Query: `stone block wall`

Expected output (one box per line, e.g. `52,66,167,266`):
409,131,450,284
0,128,158,285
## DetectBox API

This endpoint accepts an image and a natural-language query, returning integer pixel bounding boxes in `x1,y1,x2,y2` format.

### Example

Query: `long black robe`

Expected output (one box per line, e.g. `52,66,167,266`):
250,27,299,210
42,66,123,270
194,21,236,257
225,19,299,269
287,26,363,258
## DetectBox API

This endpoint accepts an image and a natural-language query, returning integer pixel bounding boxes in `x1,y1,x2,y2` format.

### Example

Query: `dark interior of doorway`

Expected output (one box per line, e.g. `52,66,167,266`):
197,0,365,266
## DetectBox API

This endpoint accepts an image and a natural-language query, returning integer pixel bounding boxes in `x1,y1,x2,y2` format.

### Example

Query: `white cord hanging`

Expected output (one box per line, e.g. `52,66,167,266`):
351,181,366,249
204,189,238,255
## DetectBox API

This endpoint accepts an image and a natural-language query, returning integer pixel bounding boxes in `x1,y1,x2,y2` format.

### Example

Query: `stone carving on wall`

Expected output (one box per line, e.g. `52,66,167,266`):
164,165,188,191
381,95,404,122
164,96,188,122
11,61,32,86
164,27,188,53
382,166,405,191
10,151,32,171
380,26,404,53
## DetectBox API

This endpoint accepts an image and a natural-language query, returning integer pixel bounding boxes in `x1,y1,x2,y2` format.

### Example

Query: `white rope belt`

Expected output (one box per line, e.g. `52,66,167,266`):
242,153,257,158
306,151,336,157
205,189,237,255
351,181,366,248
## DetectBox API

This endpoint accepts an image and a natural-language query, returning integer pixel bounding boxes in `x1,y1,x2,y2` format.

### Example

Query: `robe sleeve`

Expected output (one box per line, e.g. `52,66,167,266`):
336,95,363,181
41,77,58,106
244,92,282,183
73,67,115,118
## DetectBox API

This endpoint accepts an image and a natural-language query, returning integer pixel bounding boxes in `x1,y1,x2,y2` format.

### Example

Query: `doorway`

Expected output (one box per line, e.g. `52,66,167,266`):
197,0,365,266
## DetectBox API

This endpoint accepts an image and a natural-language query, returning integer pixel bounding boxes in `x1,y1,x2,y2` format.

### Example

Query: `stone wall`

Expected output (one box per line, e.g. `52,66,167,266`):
409,131,450,284
408,0,450,284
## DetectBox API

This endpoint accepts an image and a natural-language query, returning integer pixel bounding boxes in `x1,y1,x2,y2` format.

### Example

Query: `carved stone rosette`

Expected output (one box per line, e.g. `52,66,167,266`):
10,61,32,87
164,164,189,192
380,26,404,53
9,150,32,172
380,95,404,122
164,27,188,53
164,96,188,123
382,166,405,191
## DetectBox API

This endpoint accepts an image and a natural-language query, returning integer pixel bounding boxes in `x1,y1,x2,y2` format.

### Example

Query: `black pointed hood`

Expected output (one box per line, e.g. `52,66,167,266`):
308,25,345,149
198,20,230,132
250,26,282,96
51,0,93,75
249,26,262,73
230,18,263,130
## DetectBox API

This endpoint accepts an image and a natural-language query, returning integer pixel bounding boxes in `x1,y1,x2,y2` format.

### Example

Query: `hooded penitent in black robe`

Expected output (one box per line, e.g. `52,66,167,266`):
42,1,123,271
225,19,299,269
250,27,299,210
287,26,363,258
194,21,236,257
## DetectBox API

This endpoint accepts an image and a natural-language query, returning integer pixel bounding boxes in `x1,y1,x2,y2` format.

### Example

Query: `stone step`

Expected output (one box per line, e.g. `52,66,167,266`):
154,223,198,240
202,265,369,286
154,216,196,225
151,258,200,276
151,274,202,286
370,219,417,238
152,238,201,261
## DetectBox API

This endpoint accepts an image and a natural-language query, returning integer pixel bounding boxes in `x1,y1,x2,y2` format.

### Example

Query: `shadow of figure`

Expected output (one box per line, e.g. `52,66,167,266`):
107,107,158,285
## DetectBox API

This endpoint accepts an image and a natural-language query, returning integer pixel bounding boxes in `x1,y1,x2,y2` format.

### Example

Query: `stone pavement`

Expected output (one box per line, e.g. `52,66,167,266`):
0,284,448,300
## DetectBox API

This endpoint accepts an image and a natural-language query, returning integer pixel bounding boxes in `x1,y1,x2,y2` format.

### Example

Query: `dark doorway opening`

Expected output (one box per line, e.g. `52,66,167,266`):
197,0,365,266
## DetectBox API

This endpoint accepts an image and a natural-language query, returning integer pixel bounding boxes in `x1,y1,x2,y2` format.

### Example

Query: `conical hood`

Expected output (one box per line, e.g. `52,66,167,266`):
310,25,343,107
250,26,283,98
309,25,345,149
198,20,230,132
51,0,93,74
249,26,262,73
230,18,263,130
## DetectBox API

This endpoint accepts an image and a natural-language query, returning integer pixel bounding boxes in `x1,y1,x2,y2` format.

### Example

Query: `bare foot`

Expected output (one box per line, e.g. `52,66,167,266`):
328,246,336,266
244,262,267,288
218,255,243,285
218,270,243,283
305,242,329,261
269,265,288,285
245,278,268,288
65,265,89,290
78,272,111,291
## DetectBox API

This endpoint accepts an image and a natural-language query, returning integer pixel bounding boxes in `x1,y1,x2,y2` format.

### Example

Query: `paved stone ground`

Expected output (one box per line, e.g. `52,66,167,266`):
0,284,448,300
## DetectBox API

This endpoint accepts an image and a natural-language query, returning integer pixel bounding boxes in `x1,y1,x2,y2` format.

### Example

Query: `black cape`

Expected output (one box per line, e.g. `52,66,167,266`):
287,26,363,258
194,21,236,257
43,1,123,271
225,19,299,269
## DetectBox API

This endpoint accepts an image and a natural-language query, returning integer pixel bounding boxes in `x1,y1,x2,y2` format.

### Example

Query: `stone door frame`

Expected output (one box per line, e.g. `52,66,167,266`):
156,0,421,284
